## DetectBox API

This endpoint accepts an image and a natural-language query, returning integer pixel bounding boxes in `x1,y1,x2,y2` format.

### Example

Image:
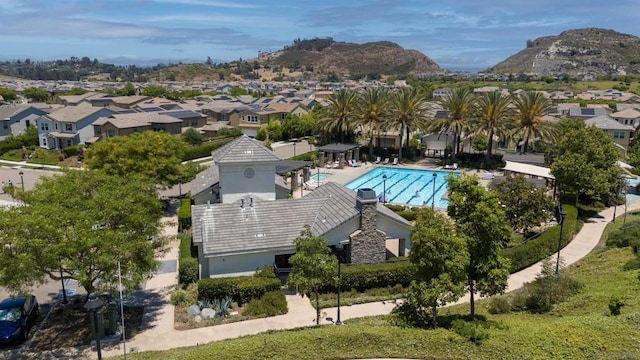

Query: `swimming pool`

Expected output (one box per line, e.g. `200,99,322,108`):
310,172,331,181
345,167,457,208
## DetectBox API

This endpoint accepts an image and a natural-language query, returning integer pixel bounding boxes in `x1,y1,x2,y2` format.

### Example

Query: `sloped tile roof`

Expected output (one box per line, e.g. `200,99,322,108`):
585,115,635,130
211,135,281,164
192,182,409,257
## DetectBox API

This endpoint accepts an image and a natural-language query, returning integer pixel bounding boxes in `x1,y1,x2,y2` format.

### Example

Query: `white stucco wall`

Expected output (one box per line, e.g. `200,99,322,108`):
205,251,288,278
219,162,276,204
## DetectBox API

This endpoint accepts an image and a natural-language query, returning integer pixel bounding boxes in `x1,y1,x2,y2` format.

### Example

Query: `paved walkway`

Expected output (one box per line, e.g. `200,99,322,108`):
91,199,637,358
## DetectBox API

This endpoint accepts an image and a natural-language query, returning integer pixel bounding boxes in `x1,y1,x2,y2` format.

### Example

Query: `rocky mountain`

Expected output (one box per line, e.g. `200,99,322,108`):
260,38,443,77
491,28,640,76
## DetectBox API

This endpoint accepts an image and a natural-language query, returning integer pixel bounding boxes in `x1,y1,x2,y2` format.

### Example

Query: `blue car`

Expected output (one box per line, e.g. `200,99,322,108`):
0,295,39,344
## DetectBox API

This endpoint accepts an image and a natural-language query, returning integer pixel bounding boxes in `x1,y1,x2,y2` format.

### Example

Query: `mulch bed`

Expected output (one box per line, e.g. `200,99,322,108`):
30,300,144,352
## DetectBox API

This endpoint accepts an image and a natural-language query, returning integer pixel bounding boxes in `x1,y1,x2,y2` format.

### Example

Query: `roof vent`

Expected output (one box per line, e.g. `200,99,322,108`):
357,188,376,200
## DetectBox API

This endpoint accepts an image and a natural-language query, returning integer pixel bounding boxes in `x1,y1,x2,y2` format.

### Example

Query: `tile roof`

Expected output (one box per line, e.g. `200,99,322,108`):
47,106,108,123
611,108,640,119
211,135,281,164
192,182,408,256
584,115,635,130
0,104,32,119
191,165,220,197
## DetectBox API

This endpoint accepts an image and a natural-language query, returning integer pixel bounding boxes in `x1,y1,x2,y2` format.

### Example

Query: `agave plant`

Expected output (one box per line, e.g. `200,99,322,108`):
212,296,233,317
197,299,213,309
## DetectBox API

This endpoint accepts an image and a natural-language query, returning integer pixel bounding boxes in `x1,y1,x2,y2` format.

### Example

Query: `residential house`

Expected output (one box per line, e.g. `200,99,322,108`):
92,112,183,141
432,88,451,99
611,108,640,128
229,103,309,137
109,96,151,109
584,115,635,151
159,110,207,128
568,107,609,119
36,105,116,149
0,104,48,140
190,135,410,277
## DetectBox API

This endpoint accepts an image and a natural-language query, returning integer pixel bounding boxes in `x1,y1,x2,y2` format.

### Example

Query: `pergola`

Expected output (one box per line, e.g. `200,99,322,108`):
276,160,312,194
316,143,360,169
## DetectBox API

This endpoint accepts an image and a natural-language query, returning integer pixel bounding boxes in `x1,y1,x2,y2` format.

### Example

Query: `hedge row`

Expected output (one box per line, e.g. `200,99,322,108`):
320,259,416,293
178,233,199,285
178,198,191,231
198,275,282,305
243,290,288,317
501,204,579,273
182,138,234,161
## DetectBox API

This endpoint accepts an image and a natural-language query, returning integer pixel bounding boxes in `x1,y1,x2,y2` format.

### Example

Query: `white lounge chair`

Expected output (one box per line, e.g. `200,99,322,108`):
444,163,458,170
392,157,398,165
350,159,360,167
382,158,390,165
375,157,381,164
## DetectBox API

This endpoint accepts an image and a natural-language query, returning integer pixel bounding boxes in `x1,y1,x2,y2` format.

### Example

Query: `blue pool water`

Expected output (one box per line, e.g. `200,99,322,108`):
345,167,457,208
310,172,331,181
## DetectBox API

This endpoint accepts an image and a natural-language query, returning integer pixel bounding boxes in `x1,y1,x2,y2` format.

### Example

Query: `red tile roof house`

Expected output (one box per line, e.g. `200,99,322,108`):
190,136,410,278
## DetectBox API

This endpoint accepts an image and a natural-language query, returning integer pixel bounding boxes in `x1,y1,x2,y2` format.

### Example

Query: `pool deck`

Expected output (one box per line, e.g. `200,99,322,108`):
293,158,493,200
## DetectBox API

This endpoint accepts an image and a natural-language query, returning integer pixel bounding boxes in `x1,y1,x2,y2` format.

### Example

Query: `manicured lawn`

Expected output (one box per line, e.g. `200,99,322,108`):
112,242,640,360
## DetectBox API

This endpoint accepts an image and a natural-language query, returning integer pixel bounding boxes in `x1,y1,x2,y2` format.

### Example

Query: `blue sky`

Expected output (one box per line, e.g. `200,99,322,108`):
1,0,638,71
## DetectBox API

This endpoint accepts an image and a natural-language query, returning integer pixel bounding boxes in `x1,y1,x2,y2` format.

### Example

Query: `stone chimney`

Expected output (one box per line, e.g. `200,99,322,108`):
349,188,386,265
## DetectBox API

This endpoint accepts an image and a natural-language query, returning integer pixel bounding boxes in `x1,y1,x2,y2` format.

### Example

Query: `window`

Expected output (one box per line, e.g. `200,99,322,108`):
65,123,73,131
281,113,286,120
40,123,49,131
107,130,116,138
2,123,7,129
191,119,198,127
55,123,58,130
613,131,625,139
245,115,258,123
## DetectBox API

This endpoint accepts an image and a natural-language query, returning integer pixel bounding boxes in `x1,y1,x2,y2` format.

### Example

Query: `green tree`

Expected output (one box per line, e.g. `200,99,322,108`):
430,87,475,162
181,127,205,146
388,87,430,161
471,91,513,162
22,87,50,102
0,87,18,102
117,82,136,96
287,226,337,325
317,88,357,143
84,131,188,186
64,88,89,96
549,120,623,204
142,85,167,97
355,87,389,159
228,87,248,96
447,174,511,319
511,91,558,154
408,208,469,327
493,175,554,235
0,170,168,294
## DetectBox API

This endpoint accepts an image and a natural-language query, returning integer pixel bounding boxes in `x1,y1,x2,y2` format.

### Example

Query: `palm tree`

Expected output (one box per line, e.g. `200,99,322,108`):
317,89,357,143
471,91,513,163
429,87,476,162
511,91,558,153
355,88,389,161
388,87,429,161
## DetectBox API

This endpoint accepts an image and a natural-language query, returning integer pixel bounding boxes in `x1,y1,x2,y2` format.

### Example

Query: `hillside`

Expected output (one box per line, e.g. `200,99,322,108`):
491,28,640,76
260,38,443,77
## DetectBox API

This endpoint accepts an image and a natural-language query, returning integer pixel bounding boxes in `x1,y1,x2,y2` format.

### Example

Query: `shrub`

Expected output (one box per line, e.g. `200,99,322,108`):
607,223,640,249
488,296,511,314
179,258,199,285
182,138,233,161
384,204,406,213
523,271,582,313
254,266,277,278
451,319,489,344
502,204,578,272
243,290,288,317
170,283,198,306
198,275,281,305
325,259,415,293
609,296,624,316
178,198,192,231
62,145,80,157
396,211,418,222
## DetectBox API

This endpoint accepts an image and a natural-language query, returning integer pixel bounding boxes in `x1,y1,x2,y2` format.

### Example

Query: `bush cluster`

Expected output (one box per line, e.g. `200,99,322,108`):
178,233,199,285
182,138,234,161
502,204,578,272
198,275,281,306
243,290,288,317
450,319,489,344
607,222,640,252
509,269,582,314
320,259,415,293
178,198,192,231
0,127,39,156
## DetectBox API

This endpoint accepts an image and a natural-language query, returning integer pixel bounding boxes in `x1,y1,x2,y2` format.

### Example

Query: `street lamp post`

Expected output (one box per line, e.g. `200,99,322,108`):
555,206,567,276
431,173,437,209
444,133,449,159
612,187,619,223
335,244,344,325
382,174,387,204
18,170,24,191
293,142,296,158
85,293,104,360
178,177,182,199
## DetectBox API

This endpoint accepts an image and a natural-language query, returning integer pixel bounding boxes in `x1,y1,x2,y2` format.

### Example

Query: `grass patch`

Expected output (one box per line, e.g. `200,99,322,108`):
316,285,406,309
111,241,640,360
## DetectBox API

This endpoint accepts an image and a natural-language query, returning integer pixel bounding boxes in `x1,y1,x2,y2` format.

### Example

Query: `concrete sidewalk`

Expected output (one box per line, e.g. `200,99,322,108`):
95,201,635,358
